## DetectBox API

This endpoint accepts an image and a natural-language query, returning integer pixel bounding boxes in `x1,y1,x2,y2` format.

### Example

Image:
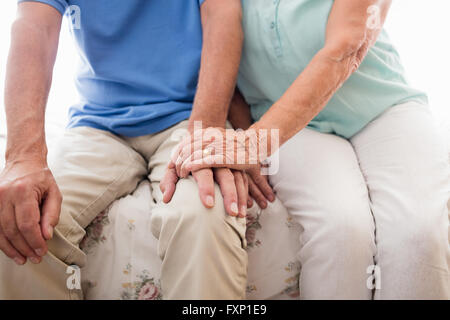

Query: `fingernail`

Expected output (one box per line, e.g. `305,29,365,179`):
48,226,54,239
13,258,25,266
240,205,247,217
268,194,275,202
29,257,40,264
230,202,239,216
35,248,46,257
206,196,215,207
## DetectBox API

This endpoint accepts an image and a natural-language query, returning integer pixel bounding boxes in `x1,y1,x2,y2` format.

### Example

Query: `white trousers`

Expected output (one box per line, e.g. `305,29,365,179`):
269,101,450,299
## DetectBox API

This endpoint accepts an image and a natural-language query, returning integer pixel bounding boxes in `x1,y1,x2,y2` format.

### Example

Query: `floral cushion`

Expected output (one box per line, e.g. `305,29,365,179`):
80,180,302,300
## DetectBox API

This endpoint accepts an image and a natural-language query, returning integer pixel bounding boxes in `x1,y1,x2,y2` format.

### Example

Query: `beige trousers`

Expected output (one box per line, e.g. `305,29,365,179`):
0,121,248,300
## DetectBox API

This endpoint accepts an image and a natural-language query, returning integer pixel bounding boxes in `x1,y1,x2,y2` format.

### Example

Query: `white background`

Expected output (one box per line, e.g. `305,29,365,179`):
0,0,449,144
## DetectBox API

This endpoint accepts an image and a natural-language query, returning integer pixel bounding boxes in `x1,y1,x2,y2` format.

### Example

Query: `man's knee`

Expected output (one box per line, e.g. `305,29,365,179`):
151,177,245,257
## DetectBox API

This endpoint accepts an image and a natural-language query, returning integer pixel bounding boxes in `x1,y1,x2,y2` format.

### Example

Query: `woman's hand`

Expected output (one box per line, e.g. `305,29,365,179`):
169,127,264,178
246,167,275,209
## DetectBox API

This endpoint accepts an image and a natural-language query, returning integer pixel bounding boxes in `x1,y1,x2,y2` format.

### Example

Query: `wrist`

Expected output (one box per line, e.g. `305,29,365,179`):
244,125,271,164
188,118,226,133
5,145,48,168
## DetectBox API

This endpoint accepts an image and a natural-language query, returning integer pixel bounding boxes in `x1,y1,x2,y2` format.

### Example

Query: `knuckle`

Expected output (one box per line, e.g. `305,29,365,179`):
225,172,236,183
253,175,262,184
12,179,28,193
3,226,18,239
0,246,14,259
0,185,7,197
199,185,213,196
257,194,265,202
18,221,35,234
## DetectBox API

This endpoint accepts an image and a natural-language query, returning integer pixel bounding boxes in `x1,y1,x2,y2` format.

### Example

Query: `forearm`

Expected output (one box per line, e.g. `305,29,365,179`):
5,11,61,165
189,0,243,131
252,49,349,149
252,0,391,154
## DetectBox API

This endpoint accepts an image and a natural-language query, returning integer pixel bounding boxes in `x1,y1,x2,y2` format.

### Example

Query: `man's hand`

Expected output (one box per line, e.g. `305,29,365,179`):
0,161,62,265
161,167,247,218
161,1,245,218
246,167,275,210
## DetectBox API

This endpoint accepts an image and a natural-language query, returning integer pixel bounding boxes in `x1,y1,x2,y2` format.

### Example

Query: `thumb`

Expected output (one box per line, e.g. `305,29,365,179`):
40,184,62,240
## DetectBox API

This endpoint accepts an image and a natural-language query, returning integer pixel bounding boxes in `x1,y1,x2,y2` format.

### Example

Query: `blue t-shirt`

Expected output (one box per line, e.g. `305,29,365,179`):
19,0,205,136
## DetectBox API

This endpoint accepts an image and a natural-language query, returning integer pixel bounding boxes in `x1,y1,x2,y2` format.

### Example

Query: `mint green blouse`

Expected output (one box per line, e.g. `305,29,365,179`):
237,0,428,138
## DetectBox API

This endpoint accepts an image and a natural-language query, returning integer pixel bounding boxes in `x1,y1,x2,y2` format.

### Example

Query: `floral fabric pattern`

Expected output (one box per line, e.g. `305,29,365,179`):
80,209,110,254
121,265,162,300
81,181,302,300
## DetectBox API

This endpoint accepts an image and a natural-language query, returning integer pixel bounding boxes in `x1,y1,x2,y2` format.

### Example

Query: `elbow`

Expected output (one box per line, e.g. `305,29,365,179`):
321,32,369,73
323,32,366,61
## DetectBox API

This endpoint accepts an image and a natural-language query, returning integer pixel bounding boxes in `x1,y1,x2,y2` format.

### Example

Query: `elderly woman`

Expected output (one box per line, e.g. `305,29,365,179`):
165,0,449,299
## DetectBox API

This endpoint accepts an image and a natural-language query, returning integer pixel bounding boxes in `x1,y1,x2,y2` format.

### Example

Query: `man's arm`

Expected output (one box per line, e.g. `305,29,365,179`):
161,0,248,217
188,0,243,130
0,3,62,265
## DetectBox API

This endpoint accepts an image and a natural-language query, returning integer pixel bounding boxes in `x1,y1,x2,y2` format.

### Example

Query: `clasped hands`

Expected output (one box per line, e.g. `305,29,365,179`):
160,127,276,218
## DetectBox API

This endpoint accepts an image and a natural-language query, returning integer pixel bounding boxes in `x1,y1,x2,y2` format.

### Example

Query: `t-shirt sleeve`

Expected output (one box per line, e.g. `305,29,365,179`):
17,0,68,15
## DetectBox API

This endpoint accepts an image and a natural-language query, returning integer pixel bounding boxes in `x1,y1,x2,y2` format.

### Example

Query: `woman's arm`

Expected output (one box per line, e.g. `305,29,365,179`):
170,0,393,176
252,0,392,154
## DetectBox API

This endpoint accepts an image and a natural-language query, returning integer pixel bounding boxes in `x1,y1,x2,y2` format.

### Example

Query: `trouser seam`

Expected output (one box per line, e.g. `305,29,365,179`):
61,149,145,263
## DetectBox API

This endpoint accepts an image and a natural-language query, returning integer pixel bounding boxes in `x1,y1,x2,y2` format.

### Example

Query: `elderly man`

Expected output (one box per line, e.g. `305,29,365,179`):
0,0,247,299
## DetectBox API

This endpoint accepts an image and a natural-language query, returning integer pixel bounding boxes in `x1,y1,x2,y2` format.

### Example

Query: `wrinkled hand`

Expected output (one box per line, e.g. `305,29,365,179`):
169,127,264,178
0,161,62,265
160,167,248,218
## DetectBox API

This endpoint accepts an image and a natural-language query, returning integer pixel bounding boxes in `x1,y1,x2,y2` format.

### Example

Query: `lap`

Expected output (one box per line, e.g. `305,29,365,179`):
269,127,373,230
48,126,147,263
350,101,449,255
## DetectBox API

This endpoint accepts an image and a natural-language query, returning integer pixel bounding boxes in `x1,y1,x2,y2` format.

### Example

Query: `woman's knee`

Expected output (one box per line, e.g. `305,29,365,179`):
378,212,449,264
303,196,376,255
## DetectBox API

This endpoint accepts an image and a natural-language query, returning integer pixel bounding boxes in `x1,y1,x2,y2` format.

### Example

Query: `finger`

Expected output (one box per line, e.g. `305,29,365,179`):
0,203,41,263
40,184,62,241
180,154,228,178
233,171,247,218
192,169,215,208
249,170,275,202
170,138,186,166
160,167,179,203
248,177,268,209
247,196,254,209
243,174,253,208
175,139,207,177
15,200,48,257
214,168,239,217
0,228,26,265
